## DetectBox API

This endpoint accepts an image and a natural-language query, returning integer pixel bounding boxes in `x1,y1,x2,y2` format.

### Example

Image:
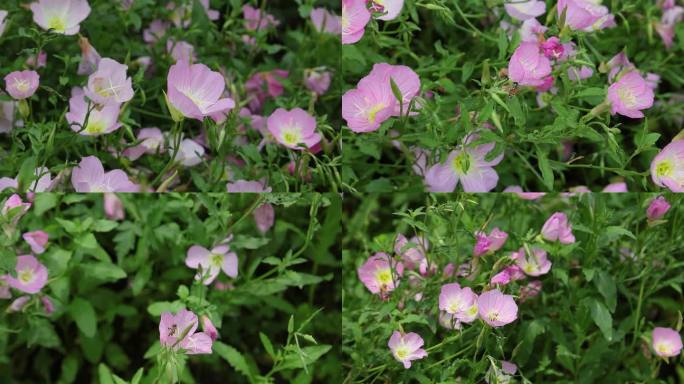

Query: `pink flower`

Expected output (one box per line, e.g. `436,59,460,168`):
490,265,525,286
310,8,341,34
41,296,55,314
473,228,508,257
508,42,552,87
8,296,30,312
655,6,684,49
30,0,91,35
166,39,196,64
477,289,518,327
503,186,546,200
540,37,564,60
166,61,235,121
242,4,279,31
304,68,332,95
567,65,594,81
159,309,213,354
71,156,138,192
652,327,682,357
519,280,543,301
226,179,271,193
244,70,288,112
371,0,404,21
439,311,462,330
2,194,31,223
0,276,11,299
647,196,671,220
85,58,134,105
359,63,420,116
424,136,503,192
504,0,546,21
267,108,321,150
123,128,165,161
22,230,49,254
651,140,684,192
77,36,101,76
557,0,615,31
387,331,427,369
104,193,125,220
439,283,479,323
342,0,370,44
502,361,518,375
200,315,218,341
519,18,548,42
541,212,575,244
602,182,627,192
394,234,428,272
4,70,40,100
607,71,654,119
169,138,205,167
26,51,48,68
513,246,552,276
66,87,122,136
6,255,48,294
357,252,403,297
143,20,169,44
342,77,395,133
185,244,238,285
253,203,275,234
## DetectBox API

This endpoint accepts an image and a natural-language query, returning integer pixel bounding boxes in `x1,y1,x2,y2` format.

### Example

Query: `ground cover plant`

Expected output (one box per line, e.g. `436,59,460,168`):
341,0,684,193
0,0,341,192
343,192,684,382
0,192,341,383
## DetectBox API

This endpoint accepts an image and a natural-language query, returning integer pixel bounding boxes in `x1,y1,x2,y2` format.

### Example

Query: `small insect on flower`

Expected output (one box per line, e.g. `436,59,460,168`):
159,309,213,354
651,327,682,357
387,331,428,369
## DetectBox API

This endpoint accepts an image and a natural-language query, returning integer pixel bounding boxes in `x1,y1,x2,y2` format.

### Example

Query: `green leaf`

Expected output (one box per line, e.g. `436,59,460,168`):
92,220,119,232
147,301,184,316
33,193,58,216
214,342,253,380
390,77,403,107
586,298,613,341
59,354,79,384
604,226,636,240
595,271,617,313
69,297,98,338
97,363,114,384
536,146,554,191
80,262,127,282
259,332,275,358
276,345,332,371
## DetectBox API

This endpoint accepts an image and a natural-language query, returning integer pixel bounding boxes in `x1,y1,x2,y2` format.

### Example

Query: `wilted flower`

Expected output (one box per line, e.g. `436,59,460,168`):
519,280,543,301
478,289,518,327
253,203,275,234
650,140,684,192
31,0,91,35
655,6,684,49
0,101,15,134
388,331,427,369
607,71,654,119
357,252,404,297
159,309,213,354
22,230,49,254
166,61,235,121
41,296,55,314
342,0,370,44
200,315,218,341
6,255,48,294
503,186,546,200
541,212,575,244
186,243,238,285
71,156,138,192
4,70,40,100
8,296,30,312
647,196,671,221
0,10,7,37
267,108,321,150
652,327,682,357
438,283,479,323
77,36,101,76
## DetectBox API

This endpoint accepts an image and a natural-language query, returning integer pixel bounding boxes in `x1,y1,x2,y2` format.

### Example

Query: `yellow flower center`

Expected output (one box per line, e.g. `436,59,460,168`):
395,345,410,360
211,254,223,268
367,103,386,124
656,160,673,178
467,304,478,317
47,16,66,32
375,269,392,286
14,79,30,93
452,151,471,174
282,128,302,146
18,269,34,284
617,86,637,108
85,120,105,134
656,342,672,355
488,311,500,322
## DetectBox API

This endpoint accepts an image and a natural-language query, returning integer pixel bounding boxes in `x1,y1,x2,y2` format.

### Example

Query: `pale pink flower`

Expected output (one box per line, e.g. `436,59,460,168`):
200,315,218,341
6,255,48,294
477,289,518,327
647,196,671,220
30,0,91,35
77,36,101,76
519,280,543,301
244,70,288,112
26,51,48,68
0,10,7,37
23,230,49,254
504,0,546,21
123,128,165,160
310,8,341,34
243,4,279,31
439,283,479,323
513,246,552,276
602,182,627,192
342,0,370,44
651,140,684,192
656,6,684,49
8,296,30,312
166,39,196,64
4,70,40,100
394,234,428,272
304,68,332,95
388,331,427,369
0,276,11,299
0,167,52,193
424,135,503,192
168,0,219,28
104,193,125,220
357,252,404,297
71,156,138,192
652,327,682,357
508,42,552,87
267,108,321,150
557,0,615,32
169,138,205,167
567,65,594,81
502,361,518,375
607,71,654,119
342,77,395,133
167,61,235,121
490,265,525,286
473,228,508,257
85,58,134,105
143,19,169,44
519,18,547,42
253,203,275,233
503,186,546,200
186,244,238,285
359,63,420,116
159,309,213,354
226,179,272,193
541,212,575,244
2,194,31,224
41,296,55,314
66,87,121,136
371,0,404,21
